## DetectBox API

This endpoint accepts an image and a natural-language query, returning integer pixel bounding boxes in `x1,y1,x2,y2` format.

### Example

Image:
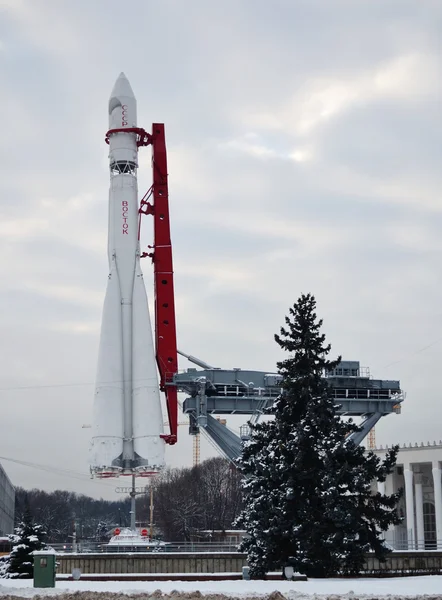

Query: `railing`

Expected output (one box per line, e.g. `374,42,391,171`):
380,530,442,551
49,541,242,554
51,537,442,555
330,388,398,400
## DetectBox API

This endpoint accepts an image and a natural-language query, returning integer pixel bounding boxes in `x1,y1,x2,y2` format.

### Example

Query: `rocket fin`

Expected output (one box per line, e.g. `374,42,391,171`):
89,264,124,474
132,264,165,474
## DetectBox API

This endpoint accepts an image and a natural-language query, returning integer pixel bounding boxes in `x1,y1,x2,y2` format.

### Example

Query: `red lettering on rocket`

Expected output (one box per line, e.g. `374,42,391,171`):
122,104,128,127
122,201,128,234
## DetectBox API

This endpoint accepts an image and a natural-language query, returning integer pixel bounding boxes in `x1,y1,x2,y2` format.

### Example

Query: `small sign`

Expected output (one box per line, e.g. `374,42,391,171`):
115,486,145,494
141,528,148,537
114,528,121,535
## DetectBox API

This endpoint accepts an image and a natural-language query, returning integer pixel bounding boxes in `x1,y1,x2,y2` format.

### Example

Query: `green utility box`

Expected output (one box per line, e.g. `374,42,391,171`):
33,551,56,588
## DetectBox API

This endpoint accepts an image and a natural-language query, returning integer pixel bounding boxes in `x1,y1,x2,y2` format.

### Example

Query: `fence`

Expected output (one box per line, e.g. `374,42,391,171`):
55,550,442,576
51,542,241,554
380,530,442,551
56,552,247,575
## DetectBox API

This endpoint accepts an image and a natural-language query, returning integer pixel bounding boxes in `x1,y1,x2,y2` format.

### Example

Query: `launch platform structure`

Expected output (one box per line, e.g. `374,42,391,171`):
172,358,404,462
93,76,405,539
136,131,404,464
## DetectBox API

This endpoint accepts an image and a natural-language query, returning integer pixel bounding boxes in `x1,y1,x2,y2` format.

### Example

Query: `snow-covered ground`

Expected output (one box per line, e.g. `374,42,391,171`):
0,575,442,598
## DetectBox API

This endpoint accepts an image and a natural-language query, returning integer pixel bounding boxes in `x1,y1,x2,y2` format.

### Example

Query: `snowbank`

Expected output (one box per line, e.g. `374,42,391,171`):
0,575,442,598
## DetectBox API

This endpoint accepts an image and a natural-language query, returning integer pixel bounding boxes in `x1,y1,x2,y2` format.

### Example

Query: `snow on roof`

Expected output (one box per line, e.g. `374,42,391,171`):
107,528,166,547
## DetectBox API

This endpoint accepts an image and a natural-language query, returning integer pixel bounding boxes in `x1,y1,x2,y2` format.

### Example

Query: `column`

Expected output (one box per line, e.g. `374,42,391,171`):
376,480,388,544
415,472,424,549
432,462,442,549
385,471,397,547
404,468,415,550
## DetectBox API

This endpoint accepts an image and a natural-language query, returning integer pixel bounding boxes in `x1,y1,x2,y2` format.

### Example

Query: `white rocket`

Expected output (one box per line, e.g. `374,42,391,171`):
89,73,165,477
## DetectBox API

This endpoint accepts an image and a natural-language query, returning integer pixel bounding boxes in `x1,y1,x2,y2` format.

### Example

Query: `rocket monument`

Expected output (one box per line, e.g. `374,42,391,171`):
89,73,165,477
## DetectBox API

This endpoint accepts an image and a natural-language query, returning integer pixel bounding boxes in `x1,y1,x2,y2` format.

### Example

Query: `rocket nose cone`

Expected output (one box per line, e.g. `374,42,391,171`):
110,72,135,100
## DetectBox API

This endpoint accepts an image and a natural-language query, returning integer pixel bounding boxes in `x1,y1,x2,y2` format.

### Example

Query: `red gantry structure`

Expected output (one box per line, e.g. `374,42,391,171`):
139,123,178,446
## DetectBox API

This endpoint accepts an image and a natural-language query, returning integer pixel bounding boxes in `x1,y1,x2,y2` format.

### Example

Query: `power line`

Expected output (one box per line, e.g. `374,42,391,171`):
0,376,166,393
3,334,442,393
0,455,117,489
0,382,95,392
382,337,442,369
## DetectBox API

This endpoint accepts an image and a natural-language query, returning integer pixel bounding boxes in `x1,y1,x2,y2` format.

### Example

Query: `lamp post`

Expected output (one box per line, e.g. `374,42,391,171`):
115,478,148,532
149,483,154,540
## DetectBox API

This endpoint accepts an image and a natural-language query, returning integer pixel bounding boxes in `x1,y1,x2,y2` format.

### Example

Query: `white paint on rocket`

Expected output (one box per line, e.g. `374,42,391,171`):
89,73,165,477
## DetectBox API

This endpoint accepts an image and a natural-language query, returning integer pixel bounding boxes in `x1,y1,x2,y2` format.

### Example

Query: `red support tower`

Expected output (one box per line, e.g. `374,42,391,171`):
139,124,178,445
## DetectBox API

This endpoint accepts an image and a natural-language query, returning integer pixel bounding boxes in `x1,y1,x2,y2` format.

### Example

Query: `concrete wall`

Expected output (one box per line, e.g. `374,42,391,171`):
56,551,442,575
364,551,442,573
0,463,14,535
56,552,248,575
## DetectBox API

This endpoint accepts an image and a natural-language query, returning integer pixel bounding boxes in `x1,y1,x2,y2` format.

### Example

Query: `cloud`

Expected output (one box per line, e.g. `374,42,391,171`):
0,217,48,238
22,282,104,309
292,53,438,135
49,321,100,334
241,52,439,132
218,132,314,163
219,133,279,159
0,0,441,498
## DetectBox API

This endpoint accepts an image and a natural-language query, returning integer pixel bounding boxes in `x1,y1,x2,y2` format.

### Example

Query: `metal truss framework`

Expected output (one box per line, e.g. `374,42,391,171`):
172,358,404,462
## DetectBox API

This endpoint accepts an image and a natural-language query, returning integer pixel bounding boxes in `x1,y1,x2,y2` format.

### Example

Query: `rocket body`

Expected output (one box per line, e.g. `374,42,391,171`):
89,73,165,477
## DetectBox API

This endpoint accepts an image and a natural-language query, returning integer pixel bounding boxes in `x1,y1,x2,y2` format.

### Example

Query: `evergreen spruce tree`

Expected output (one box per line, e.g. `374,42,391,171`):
5,500,47,579
236,294,401,578
0,555,9,579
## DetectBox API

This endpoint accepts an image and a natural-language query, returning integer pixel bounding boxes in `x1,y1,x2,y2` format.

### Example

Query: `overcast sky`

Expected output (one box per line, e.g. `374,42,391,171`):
0,0,441,501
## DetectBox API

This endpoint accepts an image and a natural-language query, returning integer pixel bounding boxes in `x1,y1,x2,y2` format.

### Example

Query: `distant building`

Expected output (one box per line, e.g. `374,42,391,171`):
191,529,246,546
0,462,14,535
373,441,442,549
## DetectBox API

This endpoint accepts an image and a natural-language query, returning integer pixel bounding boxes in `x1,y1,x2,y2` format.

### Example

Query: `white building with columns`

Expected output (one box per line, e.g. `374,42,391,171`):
373,441,442,550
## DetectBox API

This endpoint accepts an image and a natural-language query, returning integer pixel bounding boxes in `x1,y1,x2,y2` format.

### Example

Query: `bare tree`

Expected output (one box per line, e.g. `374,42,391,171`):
150,457,243,541
14,488,130,543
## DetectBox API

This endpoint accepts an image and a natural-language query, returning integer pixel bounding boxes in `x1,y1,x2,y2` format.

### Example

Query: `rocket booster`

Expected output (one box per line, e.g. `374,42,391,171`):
89,73,165,477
